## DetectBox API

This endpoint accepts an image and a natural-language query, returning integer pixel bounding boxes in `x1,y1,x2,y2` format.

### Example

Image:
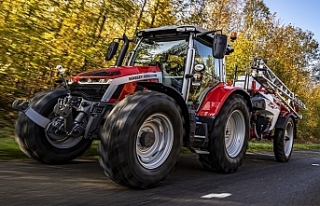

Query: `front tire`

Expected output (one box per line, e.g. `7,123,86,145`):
273,117,295,162
15,89,92,164
98,91,183,189
199,94,250,173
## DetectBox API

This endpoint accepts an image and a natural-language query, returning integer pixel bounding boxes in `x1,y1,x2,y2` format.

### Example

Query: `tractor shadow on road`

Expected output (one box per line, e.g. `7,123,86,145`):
245,151,276,162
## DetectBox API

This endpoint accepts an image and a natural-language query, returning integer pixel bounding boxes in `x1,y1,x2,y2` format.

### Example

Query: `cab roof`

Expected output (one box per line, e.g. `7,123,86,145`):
137,25,215,40
138,25,209,34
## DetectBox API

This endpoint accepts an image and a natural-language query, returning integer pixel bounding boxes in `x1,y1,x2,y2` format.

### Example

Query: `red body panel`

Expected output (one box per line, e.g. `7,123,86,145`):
109,82,138,103
70,66,161,82
197,82,245,117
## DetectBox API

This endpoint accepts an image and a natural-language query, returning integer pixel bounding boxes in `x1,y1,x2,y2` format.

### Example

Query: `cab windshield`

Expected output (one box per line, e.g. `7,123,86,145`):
130,37,188,91
131,38,187,69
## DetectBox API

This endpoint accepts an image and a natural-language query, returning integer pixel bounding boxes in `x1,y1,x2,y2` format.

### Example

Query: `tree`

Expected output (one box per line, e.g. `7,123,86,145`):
1,0,320,140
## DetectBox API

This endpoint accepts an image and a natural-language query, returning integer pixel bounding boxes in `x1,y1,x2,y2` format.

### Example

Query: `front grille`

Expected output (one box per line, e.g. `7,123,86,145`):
69,83,109,101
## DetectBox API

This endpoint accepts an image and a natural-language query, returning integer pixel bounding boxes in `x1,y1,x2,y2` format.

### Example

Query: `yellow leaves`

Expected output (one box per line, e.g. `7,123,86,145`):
41,32,55,41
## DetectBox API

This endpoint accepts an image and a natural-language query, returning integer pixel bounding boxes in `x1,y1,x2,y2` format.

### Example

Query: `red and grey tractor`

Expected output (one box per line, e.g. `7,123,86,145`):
13,25,257,188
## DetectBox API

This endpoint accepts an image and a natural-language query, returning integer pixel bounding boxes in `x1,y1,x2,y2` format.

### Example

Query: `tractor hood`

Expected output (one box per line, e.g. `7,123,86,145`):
70,65,161,83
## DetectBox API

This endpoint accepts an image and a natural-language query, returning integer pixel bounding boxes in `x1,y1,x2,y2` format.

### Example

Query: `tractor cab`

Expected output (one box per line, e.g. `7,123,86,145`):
106,25,233,109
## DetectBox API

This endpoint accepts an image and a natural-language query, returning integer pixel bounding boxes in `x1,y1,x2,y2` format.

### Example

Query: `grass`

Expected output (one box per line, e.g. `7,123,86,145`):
0,137,28,160
248,139,320,152
1,126,319,161
0,127,15,139
0,127,27,160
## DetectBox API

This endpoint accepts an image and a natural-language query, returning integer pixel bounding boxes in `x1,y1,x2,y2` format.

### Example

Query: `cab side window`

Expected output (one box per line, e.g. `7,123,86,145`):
189,39,219,104
194,39,219,84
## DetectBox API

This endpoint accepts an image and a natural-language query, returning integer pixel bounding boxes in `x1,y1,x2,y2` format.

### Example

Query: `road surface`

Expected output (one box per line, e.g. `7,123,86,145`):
0,150,320,206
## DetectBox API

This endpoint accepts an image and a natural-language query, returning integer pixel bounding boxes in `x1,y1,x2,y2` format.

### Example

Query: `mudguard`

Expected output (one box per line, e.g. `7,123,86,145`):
275,114,296,138
197,82,252,117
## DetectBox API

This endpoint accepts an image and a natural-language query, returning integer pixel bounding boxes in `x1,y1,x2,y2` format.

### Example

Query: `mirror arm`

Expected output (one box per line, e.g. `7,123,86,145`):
185,74,193,78
226,44,234,55
115,34,129,66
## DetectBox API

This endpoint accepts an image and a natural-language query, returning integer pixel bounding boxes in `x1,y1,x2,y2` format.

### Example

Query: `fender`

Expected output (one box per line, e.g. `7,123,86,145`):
275,114,297,138
275,113,296,128
197,82,252,117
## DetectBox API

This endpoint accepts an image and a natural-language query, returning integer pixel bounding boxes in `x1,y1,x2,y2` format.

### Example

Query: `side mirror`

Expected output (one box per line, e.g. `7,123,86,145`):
212,34,227,59
105,41,119,61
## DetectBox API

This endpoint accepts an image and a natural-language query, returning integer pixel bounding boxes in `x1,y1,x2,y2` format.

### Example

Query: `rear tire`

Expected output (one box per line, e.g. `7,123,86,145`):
98,91,183,189
199,94,250,173
273,117,295,162
15,89,92,164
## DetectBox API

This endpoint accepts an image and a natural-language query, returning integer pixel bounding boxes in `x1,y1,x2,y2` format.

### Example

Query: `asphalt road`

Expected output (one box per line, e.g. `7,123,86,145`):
0,150,320,206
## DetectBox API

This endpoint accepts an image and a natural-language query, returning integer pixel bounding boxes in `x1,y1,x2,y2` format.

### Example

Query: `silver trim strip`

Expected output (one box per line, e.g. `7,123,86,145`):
101,72,163,102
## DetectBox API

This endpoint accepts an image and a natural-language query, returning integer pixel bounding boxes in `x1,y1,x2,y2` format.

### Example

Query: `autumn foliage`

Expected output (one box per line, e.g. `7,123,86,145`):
0,0,319,139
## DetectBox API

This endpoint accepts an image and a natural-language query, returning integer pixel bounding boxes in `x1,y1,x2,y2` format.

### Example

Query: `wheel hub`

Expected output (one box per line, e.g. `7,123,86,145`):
45,116,82,149
136,113,174,169
139,132,156,148
46,119,68,141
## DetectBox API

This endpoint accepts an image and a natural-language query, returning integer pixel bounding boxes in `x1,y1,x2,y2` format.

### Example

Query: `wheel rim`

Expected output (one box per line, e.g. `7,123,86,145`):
284,120,294,156
136,113,174,169
224,110,246,158
45,116,83,149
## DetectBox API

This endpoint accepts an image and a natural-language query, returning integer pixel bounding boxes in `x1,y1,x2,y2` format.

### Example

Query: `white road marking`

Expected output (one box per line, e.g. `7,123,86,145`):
311,163,319,166
201,193,232,199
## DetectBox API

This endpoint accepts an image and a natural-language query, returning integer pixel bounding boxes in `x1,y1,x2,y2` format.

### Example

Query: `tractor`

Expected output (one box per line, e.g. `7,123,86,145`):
12,25,301,189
